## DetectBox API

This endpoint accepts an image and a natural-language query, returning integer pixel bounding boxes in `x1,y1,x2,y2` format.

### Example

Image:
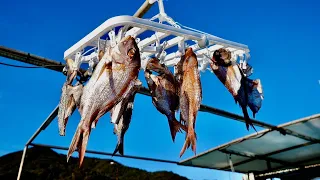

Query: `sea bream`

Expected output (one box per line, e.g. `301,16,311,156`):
57,50,106,137
144,57,187,142
209,48,263,131
178,48,202,157
110,82,141,156
67,35,141,167
58,59,83,136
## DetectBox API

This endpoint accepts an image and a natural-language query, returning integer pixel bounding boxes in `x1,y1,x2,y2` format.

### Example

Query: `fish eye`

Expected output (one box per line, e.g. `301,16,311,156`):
127,48,136,58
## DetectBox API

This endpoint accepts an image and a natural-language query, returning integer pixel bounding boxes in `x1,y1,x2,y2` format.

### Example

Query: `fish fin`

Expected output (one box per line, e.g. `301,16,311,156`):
179,128,197,158
168,117,182,142
97,62,111,80
112,140,124,156
241,106,257,132
67,121,91,167
179,91,189,126
252,112,256,118
113,126,117,135
168,112,188,142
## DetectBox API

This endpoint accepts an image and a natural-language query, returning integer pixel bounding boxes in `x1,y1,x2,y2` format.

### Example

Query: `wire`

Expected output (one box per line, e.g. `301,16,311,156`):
0,61,64,69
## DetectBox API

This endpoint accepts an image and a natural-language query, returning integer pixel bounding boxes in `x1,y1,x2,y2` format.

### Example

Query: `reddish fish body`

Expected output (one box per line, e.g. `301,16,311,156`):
67,36,141,167
144,58,186,142
178,48,202,157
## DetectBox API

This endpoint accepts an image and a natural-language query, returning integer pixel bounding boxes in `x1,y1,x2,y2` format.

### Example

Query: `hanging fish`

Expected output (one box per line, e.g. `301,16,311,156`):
58,82,83,136
67,35,141,167
178,48,202,157
144,57,187,142
210,48,263,131
58,59,83,136
111,82,140,156
57,50,105,136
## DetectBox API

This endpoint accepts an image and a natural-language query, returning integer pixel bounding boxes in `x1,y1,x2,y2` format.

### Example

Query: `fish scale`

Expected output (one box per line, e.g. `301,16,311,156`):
67,36,141,167
178,48,202,158
144,57,186,143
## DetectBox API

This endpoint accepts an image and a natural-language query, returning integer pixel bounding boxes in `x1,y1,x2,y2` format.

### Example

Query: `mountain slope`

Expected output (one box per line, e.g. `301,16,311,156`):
0,146,189,180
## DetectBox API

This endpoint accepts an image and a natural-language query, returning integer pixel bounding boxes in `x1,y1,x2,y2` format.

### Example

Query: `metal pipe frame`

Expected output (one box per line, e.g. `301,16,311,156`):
16,105,59,180
219,141,316,171
30,143,179,164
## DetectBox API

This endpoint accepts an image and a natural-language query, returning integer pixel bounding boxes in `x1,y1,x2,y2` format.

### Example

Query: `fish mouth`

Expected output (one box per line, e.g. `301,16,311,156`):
212,48,232,66
145,58,166,74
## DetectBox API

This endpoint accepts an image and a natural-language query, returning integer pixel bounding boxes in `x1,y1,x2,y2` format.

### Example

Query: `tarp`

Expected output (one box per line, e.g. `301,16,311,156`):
179,114,320,175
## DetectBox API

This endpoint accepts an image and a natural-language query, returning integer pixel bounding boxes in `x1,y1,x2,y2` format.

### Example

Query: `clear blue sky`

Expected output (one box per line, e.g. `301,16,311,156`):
0,0,319,179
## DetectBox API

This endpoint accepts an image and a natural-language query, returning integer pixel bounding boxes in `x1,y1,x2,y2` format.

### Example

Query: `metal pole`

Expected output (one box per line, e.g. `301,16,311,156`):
17,146,28,180
26,105,59,145
16,105,59,180
133,0,155,18
30,143,179,164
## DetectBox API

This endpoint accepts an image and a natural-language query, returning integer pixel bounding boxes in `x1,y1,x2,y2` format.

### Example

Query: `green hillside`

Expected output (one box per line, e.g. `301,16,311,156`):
0,146,189,180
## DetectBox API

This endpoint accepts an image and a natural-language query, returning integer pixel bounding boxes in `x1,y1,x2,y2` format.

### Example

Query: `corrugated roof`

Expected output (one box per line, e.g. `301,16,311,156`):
178,114,320,175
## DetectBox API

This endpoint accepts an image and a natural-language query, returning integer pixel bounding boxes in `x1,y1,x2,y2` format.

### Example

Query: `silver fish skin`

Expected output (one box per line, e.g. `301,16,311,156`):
58,82,83,136
57,67,83,136
67,35,141,167
111,83,140,156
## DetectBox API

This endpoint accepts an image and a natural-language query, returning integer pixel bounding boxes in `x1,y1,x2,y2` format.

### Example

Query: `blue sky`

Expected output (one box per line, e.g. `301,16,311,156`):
0,0,319,179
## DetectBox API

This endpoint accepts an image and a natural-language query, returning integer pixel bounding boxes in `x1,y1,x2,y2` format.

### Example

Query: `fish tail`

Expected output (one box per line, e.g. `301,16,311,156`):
242,106,257,132
179,127,197,158
67,121,91,167
112,139,124,156
168,113,186,142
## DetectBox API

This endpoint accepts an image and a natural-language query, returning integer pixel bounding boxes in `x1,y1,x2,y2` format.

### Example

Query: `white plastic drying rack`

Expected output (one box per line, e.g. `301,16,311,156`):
63,0,251,75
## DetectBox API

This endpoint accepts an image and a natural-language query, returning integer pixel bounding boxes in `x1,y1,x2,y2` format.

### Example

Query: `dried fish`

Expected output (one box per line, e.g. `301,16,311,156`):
145,58,187,142
67,36,141,167
178,48,202,157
